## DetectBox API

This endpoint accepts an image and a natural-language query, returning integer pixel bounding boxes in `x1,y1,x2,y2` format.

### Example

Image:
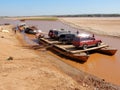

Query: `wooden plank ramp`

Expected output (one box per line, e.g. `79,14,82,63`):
55,43,109,54
69,44,109,54
40,38,62,45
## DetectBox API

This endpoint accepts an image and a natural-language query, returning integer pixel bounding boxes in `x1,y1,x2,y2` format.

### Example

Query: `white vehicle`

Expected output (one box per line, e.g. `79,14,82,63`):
35,30,44,39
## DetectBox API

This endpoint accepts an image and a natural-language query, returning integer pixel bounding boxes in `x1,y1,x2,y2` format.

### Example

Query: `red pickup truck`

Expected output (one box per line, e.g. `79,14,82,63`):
72,33,102,49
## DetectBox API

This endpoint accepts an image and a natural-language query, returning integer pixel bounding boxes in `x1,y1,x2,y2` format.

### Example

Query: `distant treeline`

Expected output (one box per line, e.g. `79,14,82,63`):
1,14,120,18
55,14,120,17
0,16,9,18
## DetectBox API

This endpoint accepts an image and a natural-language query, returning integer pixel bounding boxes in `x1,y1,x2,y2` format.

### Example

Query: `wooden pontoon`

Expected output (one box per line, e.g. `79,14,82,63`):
97,47,117,55
40,38,89,61
39,38,117,62
39,38,61,45
53,45,89,62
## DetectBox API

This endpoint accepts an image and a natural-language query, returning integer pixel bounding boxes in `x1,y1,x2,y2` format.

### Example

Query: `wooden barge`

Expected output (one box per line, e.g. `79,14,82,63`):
39,38,117,62
97,47,117,56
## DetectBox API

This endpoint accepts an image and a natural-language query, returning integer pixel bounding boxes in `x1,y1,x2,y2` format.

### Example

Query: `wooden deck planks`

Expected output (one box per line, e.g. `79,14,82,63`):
54,43,109,54
70,44,109,54
40,38,109,54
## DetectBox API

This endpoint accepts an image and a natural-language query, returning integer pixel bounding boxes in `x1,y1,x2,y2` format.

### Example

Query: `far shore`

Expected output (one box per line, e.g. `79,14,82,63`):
3,16,120,38
59,17,120,38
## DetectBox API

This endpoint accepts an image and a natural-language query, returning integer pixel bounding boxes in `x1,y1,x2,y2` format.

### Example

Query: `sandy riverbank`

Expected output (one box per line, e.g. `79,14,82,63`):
60,17,120,37
0,25,86,90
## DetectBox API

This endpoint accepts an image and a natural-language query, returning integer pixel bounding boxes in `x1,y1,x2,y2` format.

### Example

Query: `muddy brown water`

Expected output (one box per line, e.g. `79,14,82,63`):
1,19,120,85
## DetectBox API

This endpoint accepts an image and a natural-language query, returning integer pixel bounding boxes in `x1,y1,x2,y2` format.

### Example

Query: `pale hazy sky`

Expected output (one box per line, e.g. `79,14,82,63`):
0,0,120,16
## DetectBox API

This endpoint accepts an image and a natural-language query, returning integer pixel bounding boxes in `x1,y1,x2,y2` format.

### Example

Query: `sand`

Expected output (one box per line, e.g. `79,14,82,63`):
60,17,120,37
0,26,86,90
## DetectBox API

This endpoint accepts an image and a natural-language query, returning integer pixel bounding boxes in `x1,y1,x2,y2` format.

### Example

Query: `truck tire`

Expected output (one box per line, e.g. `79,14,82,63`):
97,42,101,47
62,41,67,44
83,44,88,50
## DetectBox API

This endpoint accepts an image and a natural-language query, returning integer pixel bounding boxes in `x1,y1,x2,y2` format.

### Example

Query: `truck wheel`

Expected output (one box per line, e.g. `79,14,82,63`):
62,41,66,44
83,45,87,50
97,42,101,47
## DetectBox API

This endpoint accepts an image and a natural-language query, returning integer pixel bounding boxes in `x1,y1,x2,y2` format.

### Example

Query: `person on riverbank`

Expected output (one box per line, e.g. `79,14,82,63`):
76,30,79,34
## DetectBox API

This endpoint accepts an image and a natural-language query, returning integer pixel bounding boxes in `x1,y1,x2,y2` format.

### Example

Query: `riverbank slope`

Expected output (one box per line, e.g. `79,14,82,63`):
0,25,86,90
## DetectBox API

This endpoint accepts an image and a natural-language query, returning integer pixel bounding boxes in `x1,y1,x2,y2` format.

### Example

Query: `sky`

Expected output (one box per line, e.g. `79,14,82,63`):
0,0,120,16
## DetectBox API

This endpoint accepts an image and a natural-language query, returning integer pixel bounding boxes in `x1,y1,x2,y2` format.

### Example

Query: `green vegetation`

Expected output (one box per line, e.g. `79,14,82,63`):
24,17,58,21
